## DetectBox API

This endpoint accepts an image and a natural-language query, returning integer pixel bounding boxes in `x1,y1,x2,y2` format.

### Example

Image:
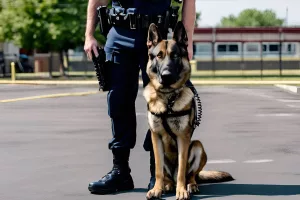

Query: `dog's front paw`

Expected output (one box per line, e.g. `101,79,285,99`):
176,187,190,200
146,187,163,199
187,183,199,194
176,186,190,200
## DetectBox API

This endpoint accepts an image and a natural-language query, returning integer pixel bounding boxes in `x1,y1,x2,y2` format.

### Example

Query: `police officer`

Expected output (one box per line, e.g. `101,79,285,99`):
84,0,196,194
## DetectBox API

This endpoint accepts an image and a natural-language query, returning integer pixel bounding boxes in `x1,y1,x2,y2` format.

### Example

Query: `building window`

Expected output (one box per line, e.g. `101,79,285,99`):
217,45,227,52
263,45,267,52
286,43,296,53
269,44,279,52
195,43,212,53
287,44,292,52
246,44,259,52
229,45,238,52
194,43,212,56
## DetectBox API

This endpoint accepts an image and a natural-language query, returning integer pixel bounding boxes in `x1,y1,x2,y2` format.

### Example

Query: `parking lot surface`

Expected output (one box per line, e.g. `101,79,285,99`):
1,84,300,200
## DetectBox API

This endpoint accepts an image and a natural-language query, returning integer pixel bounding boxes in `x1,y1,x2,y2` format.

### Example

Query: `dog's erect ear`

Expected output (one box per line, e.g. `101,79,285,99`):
173,21,188,47
147,23,162,48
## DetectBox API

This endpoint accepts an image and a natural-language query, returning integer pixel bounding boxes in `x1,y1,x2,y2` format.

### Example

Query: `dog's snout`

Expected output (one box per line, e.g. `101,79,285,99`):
160,70,176,86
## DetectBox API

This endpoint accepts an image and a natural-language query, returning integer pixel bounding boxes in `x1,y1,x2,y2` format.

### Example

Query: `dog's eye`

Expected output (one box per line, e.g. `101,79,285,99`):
157,51,163,58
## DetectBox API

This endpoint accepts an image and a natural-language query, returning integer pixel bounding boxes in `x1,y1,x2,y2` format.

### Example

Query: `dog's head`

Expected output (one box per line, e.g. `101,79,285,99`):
146,21,191,93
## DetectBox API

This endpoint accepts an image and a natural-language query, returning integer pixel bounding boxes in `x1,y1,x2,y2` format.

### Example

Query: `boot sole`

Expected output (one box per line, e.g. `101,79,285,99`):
88,185,134,195
88,180,134,195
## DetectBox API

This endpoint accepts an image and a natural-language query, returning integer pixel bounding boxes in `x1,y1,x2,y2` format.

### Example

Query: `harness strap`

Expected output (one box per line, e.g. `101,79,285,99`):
148,103,192,144
162,115,178,143
149,109,191,118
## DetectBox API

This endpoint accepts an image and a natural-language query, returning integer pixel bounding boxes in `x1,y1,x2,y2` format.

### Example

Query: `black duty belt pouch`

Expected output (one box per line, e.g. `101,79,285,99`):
91,47,111,91
96,4,181,33
97,6,112,37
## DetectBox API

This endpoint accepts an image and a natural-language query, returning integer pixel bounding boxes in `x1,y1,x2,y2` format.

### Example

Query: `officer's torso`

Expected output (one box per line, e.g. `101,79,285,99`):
112,0,171,15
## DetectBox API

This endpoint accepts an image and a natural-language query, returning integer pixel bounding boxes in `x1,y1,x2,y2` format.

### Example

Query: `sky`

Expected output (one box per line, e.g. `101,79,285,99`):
195,0,300,27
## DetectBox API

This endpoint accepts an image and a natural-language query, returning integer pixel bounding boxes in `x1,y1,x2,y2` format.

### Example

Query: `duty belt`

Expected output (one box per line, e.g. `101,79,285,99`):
97,6,180,36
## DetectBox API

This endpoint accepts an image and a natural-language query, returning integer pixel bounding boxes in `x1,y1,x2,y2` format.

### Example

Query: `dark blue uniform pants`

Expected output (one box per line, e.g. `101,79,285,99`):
106,47,151,150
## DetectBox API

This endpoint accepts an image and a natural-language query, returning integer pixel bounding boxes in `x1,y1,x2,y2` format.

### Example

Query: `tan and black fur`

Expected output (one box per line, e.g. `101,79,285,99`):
144,22,233,200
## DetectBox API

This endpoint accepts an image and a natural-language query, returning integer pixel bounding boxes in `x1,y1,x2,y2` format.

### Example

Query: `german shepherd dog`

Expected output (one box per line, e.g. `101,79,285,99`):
144,22,233,200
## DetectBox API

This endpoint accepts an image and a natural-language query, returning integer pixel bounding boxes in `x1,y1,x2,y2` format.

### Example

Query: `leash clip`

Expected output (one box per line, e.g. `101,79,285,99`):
127,8,137,30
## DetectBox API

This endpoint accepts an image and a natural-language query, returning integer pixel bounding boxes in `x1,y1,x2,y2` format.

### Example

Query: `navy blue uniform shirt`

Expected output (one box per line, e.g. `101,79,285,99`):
105,0,171,50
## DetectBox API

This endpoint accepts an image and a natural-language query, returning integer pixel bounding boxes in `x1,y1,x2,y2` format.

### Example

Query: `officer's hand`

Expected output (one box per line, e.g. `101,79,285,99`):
84,36,99,60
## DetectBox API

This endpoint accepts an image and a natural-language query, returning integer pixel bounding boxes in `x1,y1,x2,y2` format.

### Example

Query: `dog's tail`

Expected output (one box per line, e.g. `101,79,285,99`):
196,171,234,184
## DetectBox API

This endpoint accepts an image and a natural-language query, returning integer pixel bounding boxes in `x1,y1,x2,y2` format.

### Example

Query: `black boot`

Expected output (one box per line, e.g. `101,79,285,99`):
147,150,156,191
88,148,134,194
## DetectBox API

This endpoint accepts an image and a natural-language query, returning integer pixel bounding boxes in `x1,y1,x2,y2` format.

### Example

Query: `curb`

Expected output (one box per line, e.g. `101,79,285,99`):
274,84,300,94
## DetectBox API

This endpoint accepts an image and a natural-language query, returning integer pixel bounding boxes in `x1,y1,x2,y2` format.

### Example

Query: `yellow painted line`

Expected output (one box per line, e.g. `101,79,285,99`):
15,71,96,77
0,91,100,103
0,80,98,85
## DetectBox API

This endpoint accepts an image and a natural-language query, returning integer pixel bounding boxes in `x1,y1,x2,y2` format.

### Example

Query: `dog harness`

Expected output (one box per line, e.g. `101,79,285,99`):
147,86,202,143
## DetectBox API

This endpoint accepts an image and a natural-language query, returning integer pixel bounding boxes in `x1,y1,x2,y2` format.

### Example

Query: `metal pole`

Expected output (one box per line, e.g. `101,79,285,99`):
0,51,5,77
212,41,215,77
279,41,282,77
49,52,53,79
260,42,263,80
278,28,283,77
241,42,244,77
10,62,16,81
279,29,283,77
299,42,300,73
212,28,216,77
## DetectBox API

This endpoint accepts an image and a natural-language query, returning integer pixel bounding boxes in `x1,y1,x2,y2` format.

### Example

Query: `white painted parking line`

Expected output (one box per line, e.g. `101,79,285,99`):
207,159,236,164
277,99,300,103
287,104,300,108
206,159,276,164
275,84,300,94
255,94,274,99
243,159,274,163
238,89,275,100
256,113,296,117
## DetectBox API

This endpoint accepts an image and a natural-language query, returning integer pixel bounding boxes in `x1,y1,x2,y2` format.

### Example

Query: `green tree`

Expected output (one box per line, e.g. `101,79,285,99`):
0,1,106,48
1,0,58,51
219,9,284,27
195,12,201,27
0,0,96,73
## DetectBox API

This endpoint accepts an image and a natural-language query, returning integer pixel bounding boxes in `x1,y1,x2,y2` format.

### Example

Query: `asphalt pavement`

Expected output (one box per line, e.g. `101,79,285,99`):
1,84,300,200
